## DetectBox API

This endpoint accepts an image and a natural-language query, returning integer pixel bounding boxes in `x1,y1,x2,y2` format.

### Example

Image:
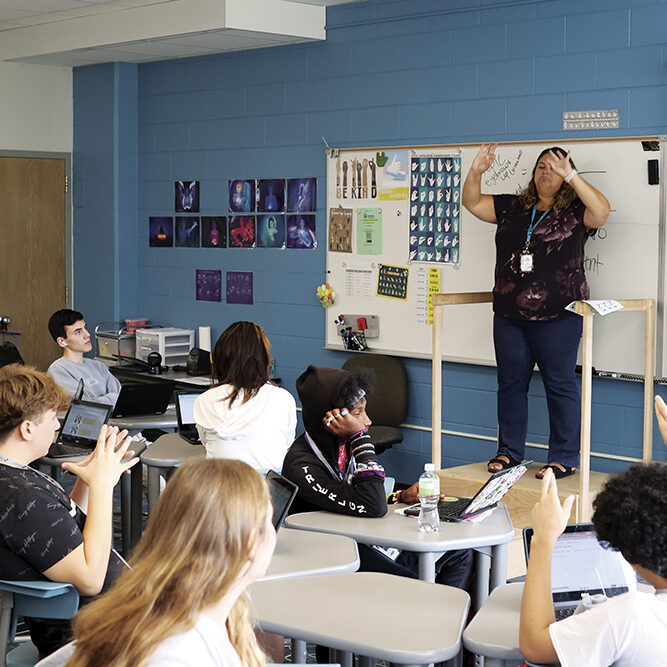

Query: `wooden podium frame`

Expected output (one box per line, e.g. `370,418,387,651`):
431,294,656,522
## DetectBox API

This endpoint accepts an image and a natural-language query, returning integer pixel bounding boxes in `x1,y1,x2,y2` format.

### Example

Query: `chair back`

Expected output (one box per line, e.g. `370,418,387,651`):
0,580,79,667
342,354,408,427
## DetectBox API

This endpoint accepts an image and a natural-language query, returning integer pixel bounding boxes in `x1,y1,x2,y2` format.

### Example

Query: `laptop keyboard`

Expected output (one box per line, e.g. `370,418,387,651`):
555,606,576,621
437,497,472,521
49,442,92,458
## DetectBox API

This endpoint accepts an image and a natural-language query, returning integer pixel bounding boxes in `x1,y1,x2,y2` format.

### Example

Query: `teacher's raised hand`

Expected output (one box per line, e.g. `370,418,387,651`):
544,148,573,179
470,142,499,174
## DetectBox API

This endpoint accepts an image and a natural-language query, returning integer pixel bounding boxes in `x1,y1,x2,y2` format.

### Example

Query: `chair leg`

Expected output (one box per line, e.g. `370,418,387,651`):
0,590,14,666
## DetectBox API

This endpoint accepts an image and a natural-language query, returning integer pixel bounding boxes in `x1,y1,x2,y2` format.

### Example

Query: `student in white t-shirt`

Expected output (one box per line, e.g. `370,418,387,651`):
519,445,667,666
194,321,296,475
47,458,277,667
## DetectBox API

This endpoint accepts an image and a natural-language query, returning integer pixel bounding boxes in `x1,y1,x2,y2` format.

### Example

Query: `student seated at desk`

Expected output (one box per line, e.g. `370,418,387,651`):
47,309,121,406
41,459,276,667
282,365,473,589
520,454,667,666
193,321,296,475
0,365,138,657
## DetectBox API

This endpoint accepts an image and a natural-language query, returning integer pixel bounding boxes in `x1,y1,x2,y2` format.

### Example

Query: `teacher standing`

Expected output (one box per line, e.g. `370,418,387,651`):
462,143,610,479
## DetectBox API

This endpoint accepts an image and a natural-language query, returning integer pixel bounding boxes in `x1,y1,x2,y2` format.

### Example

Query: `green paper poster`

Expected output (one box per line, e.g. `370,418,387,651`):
356,208,383,255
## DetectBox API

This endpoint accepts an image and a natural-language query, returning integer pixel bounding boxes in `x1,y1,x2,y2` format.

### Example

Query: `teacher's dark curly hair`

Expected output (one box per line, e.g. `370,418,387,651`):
592,462,667,577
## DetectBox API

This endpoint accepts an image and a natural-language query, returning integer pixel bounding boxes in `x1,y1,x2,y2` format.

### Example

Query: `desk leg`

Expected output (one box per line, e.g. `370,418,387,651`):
418,552,438,583
331,649,353,667
130,462,143,548
358,657,376,667
475,549,490,611
291,638,307,663
147,466,163,514
120,474,131,555
490,544,507,593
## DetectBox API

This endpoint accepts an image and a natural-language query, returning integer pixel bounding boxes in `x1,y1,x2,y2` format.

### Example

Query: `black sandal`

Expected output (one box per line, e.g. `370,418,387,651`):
487,453,521,473
535,463,576,480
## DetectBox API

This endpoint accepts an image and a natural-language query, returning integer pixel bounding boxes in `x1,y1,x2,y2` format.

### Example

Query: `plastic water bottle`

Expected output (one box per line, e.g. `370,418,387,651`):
418,463,440,532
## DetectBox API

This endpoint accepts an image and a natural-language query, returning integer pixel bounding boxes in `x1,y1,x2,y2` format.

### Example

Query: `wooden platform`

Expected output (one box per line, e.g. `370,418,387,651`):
438,461,611,532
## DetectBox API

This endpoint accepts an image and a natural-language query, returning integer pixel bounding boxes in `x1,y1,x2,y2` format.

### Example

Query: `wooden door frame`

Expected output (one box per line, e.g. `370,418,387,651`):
0,150,73,307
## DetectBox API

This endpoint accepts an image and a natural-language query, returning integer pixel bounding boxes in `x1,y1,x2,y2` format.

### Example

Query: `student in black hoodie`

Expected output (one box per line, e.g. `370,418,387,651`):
282,365,473,588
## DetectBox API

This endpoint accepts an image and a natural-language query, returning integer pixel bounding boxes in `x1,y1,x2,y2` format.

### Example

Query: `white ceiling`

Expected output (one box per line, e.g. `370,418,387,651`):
0,0,361,67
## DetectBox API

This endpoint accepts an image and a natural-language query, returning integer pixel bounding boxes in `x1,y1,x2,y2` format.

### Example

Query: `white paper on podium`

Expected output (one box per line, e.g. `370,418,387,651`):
566,299,624,317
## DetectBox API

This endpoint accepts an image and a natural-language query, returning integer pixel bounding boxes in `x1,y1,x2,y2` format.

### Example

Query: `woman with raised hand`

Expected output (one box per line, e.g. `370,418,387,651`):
194,321,296,475
462,143,610,479
50,458,276,667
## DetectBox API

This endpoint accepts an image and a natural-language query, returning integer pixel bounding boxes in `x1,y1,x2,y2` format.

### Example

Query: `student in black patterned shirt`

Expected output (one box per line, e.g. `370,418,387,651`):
0,365,138,656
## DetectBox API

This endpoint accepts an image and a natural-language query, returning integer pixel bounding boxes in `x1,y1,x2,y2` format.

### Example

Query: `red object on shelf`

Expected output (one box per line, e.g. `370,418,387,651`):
357,317,367,331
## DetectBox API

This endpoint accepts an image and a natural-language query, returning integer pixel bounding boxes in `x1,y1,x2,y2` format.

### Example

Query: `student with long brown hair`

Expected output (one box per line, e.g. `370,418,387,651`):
193,321,296,474
43,458,276,667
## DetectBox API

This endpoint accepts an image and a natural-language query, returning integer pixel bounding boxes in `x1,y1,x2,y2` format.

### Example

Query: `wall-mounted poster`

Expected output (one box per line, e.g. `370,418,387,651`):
287,178,317,213
257,214,285,248
356,208,383,255
229,180,256,212
377,263,409,300
377,149,409,201
149,216,173,247
175,181,200,212
257,179,285,212
409,155,461,265
229,216,255,248
175,216,200,247
196,269,221,302
201,216,226,248
287,214,316,249
226,271,253,305
328,207,352,253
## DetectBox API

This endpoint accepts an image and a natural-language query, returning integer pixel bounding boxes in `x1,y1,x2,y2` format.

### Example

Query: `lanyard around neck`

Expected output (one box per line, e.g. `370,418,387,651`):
0,454,63,491
525,204,551,248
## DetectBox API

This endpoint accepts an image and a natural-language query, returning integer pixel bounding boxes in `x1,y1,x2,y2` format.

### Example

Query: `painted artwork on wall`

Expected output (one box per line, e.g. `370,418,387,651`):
286,214,316,249
226,271,253,305
229,179,256,213
149,216,173,247
257,214,286,248
175,181,200,212
196,269,221,302
201,216,227,248
287,178,317,213
229,215,256,247
175,216,200,247
257,179,285,212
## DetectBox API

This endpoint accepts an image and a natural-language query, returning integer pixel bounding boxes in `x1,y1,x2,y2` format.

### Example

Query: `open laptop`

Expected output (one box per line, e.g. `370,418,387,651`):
265,470,299,531
404,461,531,522
174,390,205,443
48,399,112,458
523,523,637,620
111,381,174,418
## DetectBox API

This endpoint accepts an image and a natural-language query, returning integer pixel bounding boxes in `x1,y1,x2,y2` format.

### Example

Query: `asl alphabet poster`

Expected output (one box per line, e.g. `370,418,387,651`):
409,155,461,265
377,264,409,300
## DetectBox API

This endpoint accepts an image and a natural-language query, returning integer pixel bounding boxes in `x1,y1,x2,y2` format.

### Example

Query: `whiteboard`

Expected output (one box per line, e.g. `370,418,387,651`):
325,138,665,377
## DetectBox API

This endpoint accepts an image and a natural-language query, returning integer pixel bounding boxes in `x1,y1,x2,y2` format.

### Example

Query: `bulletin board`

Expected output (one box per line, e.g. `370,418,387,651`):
325,138,666,377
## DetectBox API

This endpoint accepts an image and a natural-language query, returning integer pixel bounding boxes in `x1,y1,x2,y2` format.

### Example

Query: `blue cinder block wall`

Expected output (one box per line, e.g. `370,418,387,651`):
73,0,667,483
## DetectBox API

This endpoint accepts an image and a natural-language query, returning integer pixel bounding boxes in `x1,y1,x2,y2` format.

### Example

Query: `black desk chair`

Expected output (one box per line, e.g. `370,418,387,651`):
342,353,408,455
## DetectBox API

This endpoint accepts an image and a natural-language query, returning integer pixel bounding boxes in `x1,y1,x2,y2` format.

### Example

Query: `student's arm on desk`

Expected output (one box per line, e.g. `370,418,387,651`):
519,469,574,664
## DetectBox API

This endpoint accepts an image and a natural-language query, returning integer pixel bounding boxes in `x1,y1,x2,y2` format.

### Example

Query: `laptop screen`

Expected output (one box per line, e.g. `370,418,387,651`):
60,401,110,443
524,524,636,602
175,392,200,428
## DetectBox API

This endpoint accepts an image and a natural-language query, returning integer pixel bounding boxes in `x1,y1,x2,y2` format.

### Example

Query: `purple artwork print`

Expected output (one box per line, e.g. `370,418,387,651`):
196,269,221,302
226,271,253,305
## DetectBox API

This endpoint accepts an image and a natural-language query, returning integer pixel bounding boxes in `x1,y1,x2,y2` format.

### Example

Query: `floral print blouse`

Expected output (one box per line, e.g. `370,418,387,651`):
492,194,593,321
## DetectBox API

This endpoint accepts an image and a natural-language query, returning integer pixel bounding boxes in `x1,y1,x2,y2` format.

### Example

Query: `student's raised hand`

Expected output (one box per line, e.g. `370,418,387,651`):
531,468,574,544
323,408,366,439
62,425,138,488
655,395,667,447
470,142,498,174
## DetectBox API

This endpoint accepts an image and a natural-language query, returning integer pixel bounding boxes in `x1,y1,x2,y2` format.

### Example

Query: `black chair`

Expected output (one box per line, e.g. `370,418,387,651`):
342,353,409,455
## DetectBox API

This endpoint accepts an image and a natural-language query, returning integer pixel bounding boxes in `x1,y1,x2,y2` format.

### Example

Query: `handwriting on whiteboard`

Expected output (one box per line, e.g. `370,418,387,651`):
483,150,523,188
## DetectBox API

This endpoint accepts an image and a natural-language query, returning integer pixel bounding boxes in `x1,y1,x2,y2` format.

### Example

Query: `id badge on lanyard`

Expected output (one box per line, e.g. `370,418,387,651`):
521,205,551,274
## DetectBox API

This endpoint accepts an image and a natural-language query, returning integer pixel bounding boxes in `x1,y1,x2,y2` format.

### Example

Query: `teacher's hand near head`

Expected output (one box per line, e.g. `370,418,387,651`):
462,142,499,223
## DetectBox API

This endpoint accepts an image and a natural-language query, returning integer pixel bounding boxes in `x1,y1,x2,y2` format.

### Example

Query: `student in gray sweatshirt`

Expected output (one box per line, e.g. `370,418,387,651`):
47,309,121,406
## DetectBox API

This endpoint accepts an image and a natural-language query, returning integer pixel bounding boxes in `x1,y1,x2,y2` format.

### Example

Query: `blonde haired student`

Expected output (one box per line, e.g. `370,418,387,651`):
40,458,277,667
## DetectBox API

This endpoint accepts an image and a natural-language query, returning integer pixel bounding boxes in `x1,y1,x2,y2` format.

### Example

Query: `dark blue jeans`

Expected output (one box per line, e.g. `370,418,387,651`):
493,313,583,468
